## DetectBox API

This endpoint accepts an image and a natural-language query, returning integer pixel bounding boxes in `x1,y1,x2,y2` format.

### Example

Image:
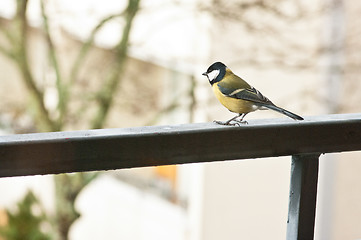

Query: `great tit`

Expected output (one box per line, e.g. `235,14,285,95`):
202,62,303,125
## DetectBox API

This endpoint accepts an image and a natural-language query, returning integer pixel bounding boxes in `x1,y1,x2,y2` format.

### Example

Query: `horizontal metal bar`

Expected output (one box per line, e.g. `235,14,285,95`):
287,153,320,240
0,113,361,177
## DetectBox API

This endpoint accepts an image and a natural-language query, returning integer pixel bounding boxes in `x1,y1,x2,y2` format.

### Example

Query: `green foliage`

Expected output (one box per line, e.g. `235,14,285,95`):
0,191,52,240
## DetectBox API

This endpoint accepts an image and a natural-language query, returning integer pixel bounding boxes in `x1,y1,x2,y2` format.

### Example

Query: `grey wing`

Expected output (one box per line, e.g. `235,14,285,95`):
218,84,304,120
218,85,273,105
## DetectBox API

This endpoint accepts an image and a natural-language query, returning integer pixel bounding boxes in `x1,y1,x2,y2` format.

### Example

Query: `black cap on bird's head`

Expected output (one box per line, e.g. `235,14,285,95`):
202,62,227,85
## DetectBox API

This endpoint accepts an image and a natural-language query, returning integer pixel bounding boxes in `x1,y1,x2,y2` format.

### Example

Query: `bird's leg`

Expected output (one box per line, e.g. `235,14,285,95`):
225,114,242,125
213,114,239,125
214,113,247,126
233,113,248,124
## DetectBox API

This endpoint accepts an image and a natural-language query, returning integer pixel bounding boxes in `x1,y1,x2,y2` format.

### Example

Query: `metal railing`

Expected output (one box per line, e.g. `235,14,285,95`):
1,113,361,240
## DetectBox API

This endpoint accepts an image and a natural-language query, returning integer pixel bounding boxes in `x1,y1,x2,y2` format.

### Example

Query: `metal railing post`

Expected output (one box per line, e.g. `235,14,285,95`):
287,153,320,240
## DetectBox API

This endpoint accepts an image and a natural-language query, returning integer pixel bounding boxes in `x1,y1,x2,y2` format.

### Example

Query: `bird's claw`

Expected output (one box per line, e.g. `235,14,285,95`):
234,119,248,125
213,120,248,126
213,120,229,125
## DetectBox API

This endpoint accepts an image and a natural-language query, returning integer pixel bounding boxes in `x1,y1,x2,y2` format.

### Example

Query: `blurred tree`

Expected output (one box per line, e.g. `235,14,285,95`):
54,173,98,240
0,0,140,132
199,0,324,70
198,0,350,115
0,0,141,239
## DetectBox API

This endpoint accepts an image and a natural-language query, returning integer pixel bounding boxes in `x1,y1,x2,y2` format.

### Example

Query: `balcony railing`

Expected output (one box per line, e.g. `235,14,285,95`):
1,113,361,240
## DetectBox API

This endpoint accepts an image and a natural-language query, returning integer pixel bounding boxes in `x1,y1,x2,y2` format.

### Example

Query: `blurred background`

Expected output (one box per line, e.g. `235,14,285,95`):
0,0,361,239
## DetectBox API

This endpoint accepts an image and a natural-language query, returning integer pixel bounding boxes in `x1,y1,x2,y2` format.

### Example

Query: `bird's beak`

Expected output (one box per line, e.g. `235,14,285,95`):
202,72,207,76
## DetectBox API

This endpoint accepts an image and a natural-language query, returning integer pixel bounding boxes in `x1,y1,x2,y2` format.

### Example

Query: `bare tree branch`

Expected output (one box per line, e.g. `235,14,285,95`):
54,172,98,240
12,0,57,131
0,44,15,59
0,19,17,59
91,0,141,129
69,12,125,86
40,0,65,127
0,19,16,43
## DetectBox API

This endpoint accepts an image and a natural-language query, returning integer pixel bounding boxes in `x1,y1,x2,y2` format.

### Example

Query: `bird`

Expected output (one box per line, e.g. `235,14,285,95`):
202,62,303,125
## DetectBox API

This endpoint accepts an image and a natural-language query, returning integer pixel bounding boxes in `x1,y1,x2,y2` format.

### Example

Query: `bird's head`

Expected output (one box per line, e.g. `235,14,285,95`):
202,62,227,85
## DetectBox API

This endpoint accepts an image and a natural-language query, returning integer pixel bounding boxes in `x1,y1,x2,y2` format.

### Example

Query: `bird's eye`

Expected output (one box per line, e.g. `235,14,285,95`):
207,69,220,81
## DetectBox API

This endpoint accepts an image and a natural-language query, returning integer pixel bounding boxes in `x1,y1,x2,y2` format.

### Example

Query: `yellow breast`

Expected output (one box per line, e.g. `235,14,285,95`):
212,84,257,114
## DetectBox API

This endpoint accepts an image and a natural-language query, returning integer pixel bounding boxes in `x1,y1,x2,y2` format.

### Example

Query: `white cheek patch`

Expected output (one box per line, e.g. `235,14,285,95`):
207,69,220,81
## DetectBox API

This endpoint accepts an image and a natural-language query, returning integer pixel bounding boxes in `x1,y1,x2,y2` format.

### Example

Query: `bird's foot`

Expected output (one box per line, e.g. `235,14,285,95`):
234,119,248,125
213,120,247,126
213,120,230,125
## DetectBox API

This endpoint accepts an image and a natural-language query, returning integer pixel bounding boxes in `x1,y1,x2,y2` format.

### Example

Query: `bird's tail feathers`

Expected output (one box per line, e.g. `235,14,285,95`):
262,104,304,120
